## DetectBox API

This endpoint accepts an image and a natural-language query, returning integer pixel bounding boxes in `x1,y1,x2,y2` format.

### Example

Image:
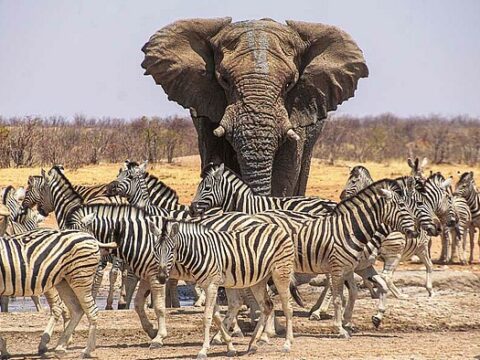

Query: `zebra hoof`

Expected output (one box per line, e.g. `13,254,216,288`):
55,346,67,357
211,336,223,346
372,316,382,328
105,305,113,310
80,350,93,358
38,345,48,355
338,328,351,339
149,341,163,350
117,303,127,310
247,345,258,354
197,352,207,359
226,350,237,357
343,324,357,333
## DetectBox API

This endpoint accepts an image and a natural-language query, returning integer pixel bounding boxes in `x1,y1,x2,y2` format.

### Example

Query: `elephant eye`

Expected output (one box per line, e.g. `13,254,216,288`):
285,81,293,92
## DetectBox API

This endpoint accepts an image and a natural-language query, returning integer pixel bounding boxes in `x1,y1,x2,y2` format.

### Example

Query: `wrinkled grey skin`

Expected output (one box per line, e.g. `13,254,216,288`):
142,18,368,195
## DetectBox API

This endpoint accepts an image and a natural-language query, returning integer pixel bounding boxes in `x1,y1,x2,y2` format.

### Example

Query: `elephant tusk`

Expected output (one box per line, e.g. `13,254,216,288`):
213,126,225,137
286,129,300,141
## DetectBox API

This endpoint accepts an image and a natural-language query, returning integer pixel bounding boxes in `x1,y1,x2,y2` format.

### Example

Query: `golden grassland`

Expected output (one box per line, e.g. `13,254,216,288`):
1,156,478,204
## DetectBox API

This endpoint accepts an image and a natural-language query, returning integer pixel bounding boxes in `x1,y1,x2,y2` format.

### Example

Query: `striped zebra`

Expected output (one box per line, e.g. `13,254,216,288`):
190,163,336,216
21,166,271,345
1,186,44,312
338,167,455,298
22,169,132,310
0,228,115,359
154,220,296,357
106,160,187,210
0,204,8,235
454,171,479,263
193,178,417,338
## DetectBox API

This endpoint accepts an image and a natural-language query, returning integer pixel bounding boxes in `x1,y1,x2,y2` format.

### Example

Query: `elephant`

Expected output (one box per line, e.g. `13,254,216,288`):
141,18,368,196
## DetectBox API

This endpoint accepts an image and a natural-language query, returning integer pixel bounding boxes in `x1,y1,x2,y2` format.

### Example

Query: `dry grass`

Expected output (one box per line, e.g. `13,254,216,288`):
1,156,478,204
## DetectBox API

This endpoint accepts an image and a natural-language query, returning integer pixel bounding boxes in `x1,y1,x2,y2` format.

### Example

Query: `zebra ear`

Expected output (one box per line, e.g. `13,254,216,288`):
440,177,452,190
139,160,148,172
169,222,180,237
14,187,26,202
81,212,97,227
214,163,225,181
420,157,428,169
407,158,415,169
379,188,394,200
147,219,162,237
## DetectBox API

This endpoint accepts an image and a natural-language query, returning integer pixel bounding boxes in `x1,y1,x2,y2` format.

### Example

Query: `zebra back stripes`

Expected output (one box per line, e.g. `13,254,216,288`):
191,163,336,216
107,160,186,210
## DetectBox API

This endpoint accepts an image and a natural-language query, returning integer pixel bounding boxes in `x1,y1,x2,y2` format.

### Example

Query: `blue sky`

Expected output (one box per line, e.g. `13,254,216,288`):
0,0,479,119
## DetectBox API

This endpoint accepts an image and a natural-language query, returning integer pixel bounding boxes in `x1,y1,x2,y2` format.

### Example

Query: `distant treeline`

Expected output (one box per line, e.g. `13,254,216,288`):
0,113,479,168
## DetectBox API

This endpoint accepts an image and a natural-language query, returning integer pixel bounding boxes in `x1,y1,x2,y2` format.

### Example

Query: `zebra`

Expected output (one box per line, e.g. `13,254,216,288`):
0,204,8,235
0,228,115,359
106,160,187,210
190,163,336,216
454,171,480,263
1,185,44,312
21,169,132,310
193,178,417,339
154,219,297,357
338,166,455,299
21,166,274,345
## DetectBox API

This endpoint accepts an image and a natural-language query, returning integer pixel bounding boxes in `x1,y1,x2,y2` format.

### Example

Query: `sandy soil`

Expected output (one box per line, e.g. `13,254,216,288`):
2,275,480,360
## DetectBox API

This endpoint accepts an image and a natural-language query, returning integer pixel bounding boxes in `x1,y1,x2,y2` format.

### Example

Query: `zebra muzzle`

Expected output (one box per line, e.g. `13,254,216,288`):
157,268,168,284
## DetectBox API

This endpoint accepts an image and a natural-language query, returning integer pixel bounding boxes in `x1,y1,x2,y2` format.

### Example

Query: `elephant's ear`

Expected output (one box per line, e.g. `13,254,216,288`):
141,17,232,123
286,20,368,127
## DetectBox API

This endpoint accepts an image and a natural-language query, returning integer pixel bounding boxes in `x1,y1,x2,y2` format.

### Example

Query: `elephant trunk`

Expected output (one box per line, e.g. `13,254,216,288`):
233,114,280,195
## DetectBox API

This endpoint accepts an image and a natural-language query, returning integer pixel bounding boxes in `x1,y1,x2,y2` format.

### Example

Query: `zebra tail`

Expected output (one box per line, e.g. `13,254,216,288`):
289,283,304,308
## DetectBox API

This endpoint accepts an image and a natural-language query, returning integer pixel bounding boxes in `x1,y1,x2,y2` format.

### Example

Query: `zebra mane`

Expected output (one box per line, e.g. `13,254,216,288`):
458,171,473,183
349,165,371,178
49,166,85,204
1,185,14,206
335,178,403,207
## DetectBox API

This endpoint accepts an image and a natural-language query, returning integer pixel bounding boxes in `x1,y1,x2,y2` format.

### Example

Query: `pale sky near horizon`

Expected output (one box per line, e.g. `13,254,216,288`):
0,0,479,120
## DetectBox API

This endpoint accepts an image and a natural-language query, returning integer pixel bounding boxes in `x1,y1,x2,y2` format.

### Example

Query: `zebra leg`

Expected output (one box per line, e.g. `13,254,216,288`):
70,284,99,358
124,270,139,309
457,227,468,265
441,229,451,263
469,226,475,264
166,279,180,308
272,271,294,353
355,267,389,328
32,296,43,312
54,280,85,356
198,282,220,359
0,296,8,312
342,272,358,332
106,258,120,310
381,254,406,299
416,249,434,297
450,228,460,263
38,289,64,355
212,303,237,357
92,259,107,300
247,280,272,353
117,262,128,310
0,336,9,360
194,285,206,307
309,275,332,321
149,278,168,348
134,279,157,340
331,272,350,338
212,289,244,345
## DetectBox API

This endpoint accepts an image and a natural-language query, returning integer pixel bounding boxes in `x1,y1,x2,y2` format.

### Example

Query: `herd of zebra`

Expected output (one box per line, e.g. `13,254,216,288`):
1,157,479,359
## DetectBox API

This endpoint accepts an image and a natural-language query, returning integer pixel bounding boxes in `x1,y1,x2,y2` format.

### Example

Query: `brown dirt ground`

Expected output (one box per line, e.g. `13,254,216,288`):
2,158,480,359
2,278,480,360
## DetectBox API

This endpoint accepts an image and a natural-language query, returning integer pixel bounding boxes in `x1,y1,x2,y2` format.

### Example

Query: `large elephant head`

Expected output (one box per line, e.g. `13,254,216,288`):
142,18,368,195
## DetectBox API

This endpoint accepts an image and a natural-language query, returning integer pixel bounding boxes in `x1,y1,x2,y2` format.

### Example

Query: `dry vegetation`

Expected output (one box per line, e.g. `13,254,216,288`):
2,155,479,204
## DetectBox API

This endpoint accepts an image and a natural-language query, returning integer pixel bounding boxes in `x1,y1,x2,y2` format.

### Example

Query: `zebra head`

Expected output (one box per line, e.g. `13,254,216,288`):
190,163,226,216
340,165,373,200
106,161,147,204
21,171,54,217
376,182,418,239
400,176,441,237
423,173,457,229
455,171,475,199
151,220,178,285
407,157,428,181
